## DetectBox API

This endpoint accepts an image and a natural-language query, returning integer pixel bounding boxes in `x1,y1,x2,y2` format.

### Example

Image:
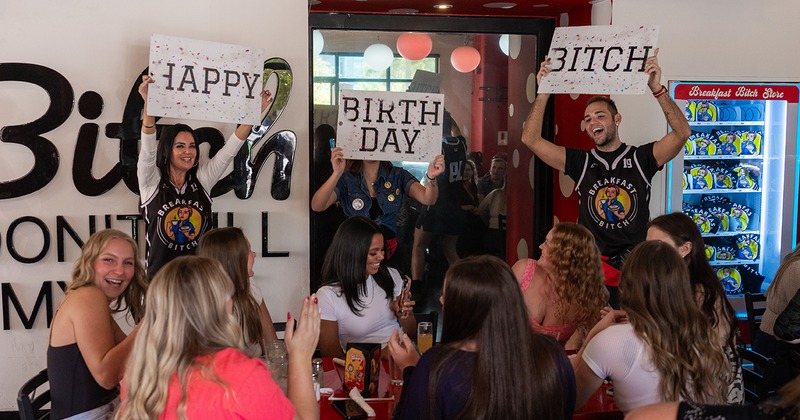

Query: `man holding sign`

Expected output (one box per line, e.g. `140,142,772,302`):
522,49,691,306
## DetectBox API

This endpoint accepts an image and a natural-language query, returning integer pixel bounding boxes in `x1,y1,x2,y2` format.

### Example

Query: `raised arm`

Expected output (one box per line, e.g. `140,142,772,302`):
407,154,444,206
284,295,321,420
521,58,567,172
310,147,346,212
647,49,692,166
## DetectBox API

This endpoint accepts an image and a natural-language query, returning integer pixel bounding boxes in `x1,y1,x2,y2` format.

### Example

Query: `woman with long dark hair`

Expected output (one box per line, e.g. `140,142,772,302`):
198,227,278,357
316,216,415,357
137,75,270,278
647,212,742,403
573,241,730,413
389,255,576,419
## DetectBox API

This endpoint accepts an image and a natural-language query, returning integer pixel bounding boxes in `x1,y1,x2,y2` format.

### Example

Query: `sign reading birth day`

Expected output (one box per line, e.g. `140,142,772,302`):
539,25,660,95
337,89,444,163
148,34,265,124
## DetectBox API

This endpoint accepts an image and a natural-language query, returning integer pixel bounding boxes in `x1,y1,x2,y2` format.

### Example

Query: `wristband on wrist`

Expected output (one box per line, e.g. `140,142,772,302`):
426,174,436,181
652,85,668,98
143,123,155,129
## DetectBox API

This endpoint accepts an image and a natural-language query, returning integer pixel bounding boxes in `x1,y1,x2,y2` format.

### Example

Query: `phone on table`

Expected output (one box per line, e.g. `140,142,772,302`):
331,399,368,420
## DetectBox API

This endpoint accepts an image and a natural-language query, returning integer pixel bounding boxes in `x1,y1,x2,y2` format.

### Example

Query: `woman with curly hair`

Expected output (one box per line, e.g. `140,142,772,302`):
198,227,278,357
48,229,147,419
511,222,608,348
647,212,742,403
573,241,730,413
116,256,320,419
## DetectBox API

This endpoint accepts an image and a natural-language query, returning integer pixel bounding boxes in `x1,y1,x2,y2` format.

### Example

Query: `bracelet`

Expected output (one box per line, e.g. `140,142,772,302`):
652,85,668,98
143,123,155,129
426,174,436,181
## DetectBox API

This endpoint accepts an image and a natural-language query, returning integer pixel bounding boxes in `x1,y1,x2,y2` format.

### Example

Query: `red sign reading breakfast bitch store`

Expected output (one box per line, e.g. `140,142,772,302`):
674,83,799,103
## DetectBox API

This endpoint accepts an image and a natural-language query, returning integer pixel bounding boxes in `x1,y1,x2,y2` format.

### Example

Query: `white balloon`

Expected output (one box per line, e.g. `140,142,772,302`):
499,34,509,56
364,44,394,71
313,30,324,56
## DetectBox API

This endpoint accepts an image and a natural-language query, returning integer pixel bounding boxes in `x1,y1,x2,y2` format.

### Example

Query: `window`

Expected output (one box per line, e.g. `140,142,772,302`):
313,53,438,105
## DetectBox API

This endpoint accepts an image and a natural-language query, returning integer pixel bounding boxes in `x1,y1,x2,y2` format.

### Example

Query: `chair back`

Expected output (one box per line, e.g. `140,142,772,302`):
414,312,439,343
17,369,50,420
744,292,767,343
737,344,778,403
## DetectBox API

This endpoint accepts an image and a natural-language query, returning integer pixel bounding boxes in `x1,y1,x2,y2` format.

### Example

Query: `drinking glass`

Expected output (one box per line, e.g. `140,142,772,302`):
417,322,433,353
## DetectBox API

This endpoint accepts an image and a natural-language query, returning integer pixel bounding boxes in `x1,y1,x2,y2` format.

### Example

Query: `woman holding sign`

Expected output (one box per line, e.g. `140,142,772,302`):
310,145,444,262
137,75,271,279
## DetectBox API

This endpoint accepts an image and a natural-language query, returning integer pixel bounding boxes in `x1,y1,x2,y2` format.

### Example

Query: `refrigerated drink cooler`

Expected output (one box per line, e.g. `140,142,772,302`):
666,82,799,315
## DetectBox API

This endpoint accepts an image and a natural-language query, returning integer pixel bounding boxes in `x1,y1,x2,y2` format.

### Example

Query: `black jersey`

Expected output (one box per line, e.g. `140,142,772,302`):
564,142,661,259
141,175,212,279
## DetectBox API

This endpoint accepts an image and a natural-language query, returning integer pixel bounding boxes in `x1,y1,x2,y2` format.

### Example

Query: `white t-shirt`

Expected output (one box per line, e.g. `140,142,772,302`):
317,268,403,351
582,323,662,413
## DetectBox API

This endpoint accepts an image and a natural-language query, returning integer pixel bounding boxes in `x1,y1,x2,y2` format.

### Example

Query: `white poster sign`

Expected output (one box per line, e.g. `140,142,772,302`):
336,90,444,163
148,34,265,124
539,25,660,95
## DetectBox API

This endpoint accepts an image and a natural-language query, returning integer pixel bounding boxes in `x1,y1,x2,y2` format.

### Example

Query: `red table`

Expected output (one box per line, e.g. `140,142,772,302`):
319,357,400,420
317,357,620,419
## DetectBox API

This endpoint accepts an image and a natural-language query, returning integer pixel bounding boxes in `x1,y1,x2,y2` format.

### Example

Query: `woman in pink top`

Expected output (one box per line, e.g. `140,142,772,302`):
512,223,608,349
117,256,321,419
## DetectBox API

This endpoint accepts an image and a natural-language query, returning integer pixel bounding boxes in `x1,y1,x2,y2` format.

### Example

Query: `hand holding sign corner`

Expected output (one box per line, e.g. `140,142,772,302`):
538,25,660,95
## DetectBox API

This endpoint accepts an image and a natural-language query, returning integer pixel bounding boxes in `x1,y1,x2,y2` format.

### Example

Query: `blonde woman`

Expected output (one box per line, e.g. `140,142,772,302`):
116,256,320,419
198,227,278,357
573,241,730,413
511,223,608,349
48,229,147,419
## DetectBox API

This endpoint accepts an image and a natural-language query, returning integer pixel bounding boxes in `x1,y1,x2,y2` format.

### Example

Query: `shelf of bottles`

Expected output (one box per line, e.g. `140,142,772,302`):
681,99,765,295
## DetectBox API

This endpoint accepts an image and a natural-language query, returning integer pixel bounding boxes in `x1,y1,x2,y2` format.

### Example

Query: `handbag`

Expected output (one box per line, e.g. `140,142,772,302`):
773,288,800,344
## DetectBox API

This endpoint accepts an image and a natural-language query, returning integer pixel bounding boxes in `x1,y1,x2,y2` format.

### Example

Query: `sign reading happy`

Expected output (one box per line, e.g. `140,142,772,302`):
336,89,444,163
539,25,660,95
148,34,265,124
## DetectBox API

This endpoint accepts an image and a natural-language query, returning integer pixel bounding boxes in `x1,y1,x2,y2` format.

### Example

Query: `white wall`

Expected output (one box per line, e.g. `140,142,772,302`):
0,0,308,410
612,0,800,215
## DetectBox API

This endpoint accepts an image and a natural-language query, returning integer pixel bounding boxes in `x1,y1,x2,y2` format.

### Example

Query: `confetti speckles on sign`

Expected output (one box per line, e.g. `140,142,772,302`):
148,34,265,125
336,89,445,163
538,25,660,96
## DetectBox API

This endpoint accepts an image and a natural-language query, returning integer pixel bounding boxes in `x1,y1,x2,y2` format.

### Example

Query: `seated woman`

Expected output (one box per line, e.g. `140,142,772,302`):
317,216,415,357
754,245,800,389
198,227,278,357
389,255,576,419
511,223,608,349
627,375,800,420
573,241,730,413
647,212,743,403
48,229,147,419
116,256,320,419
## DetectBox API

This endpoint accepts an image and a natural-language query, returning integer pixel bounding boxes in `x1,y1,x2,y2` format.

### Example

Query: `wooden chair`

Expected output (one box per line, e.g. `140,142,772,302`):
737,344,778,403
17,369,50,420
414,312,439,343
744,292,767,344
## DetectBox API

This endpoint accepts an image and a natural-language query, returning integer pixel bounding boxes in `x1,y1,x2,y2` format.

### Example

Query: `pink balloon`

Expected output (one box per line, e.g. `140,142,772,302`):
396,33,432,61
450,46,481,73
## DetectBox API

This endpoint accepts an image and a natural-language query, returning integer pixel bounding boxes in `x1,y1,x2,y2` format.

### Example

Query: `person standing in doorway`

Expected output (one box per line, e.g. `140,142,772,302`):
521,49,691,306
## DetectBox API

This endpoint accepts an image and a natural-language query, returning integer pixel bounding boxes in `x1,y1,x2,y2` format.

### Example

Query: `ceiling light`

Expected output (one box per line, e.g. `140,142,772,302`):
433,4,453,9
484,2,517,9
